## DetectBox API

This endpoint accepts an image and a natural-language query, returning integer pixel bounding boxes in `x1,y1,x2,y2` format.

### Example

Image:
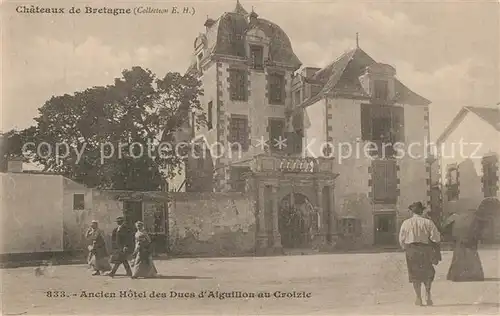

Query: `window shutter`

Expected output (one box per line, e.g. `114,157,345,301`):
392,106,405,143
373,161,387,202
386,160,397,202
242,71,248,100
361,104,372,141
281,75,286,103
229,70,236,100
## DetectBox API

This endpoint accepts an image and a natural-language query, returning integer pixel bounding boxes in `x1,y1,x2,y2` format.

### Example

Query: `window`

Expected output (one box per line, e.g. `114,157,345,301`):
229,115,249,151
482,155,499,198
73,194,85,210
229,69,247,101
268,73,285,104
446,166,459,201
229,29,245,57
294,90,301,105
230,167,250,192
361,104,404,157
268,118,286,152
207,101,213,130
339,218,360,235
250,45,264,70
372,160,398,204
373,80,389,101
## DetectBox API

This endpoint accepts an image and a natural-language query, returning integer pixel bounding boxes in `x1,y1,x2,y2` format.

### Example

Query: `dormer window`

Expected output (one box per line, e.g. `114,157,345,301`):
373,79,388,101
250,45,264,70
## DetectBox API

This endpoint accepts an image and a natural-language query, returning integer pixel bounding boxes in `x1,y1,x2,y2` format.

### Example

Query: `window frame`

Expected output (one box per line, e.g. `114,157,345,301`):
229,69,248,102
229,115,249,151
361,104,404,157
249,45,264,70
73,193,85,210
207,101,213,130
268,118,286,153
373,79,389,101
268,73,285,105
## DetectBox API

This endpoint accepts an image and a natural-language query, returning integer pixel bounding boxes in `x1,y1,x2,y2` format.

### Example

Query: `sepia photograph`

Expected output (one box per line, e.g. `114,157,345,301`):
1,0,499,315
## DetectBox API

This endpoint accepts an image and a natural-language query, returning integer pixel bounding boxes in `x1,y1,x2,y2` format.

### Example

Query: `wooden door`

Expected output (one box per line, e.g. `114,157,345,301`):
374,213,396,245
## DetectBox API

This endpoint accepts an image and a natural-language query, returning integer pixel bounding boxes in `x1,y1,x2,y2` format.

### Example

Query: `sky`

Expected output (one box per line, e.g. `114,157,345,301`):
1,0,499,140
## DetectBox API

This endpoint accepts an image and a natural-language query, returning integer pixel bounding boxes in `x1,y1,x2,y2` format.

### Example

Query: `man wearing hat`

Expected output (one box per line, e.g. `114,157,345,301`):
399,202,441,306
108,216,134,277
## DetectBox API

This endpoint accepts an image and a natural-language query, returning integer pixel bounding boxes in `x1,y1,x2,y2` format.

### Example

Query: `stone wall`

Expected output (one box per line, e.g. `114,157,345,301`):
63,189,123,252
168,192,256,256
0,173,64,254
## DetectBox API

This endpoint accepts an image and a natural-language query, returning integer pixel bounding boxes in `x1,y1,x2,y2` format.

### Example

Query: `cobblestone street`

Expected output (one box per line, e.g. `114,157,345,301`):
2,249,499,315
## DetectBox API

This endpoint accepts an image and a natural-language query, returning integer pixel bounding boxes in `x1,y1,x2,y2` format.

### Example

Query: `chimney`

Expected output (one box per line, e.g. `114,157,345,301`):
7,157,23,173
204,17,215,31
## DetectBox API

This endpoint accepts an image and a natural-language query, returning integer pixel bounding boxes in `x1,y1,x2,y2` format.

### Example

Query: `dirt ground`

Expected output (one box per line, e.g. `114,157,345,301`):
1,249,499,315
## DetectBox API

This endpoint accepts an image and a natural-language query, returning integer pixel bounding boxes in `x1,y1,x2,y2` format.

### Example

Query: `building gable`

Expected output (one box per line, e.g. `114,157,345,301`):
297,48,430,109
437,106,500,146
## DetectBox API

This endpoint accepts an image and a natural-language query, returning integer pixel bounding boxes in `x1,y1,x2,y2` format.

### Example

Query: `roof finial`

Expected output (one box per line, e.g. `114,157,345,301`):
249,5,258,19
356,32,359,48
234,0,248,15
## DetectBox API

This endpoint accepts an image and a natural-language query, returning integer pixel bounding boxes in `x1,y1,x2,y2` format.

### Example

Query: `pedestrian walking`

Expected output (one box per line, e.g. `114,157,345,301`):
85,220,111,276
131,221,158,279
108,216,134,277
399,202,441,306
445,198,500,281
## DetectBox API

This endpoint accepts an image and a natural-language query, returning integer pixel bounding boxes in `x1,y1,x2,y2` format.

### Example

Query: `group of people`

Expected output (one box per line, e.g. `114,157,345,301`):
399,199,499,306
85,216,158,279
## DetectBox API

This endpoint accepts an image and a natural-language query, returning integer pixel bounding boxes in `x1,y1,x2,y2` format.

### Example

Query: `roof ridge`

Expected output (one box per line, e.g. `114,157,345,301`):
465,105,500,110
314,47,357,77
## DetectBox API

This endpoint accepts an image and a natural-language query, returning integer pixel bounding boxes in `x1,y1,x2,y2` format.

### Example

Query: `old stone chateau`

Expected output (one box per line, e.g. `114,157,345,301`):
168,0,433,254
1,1,438,260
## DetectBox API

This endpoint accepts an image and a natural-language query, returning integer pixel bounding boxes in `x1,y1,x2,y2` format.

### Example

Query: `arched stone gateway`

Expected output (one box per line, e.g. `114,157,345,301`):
248,154,339,255
279,193,318,248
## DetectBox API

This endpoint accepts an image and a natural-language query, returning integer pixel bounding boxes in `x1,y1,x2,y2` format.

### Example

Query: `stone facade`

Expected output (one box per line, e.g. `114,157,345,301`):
168,192,256,256
297,83,429,247
168,2,432,252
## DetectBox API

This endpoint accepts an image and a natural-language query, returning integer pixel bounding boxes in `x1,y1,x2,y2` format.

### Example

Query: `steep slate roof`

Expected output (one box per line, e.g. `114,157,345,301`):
299,47,431,108
466,106,500,132
436,105,500,145
187,2,301,73
234,0,248,15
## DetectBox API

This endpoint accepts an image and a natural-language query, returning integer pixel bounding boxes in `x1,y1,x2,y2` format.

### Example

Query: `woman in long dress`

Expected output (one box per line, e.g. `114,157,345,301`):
85,220,111,276
131,221,158,279
446,198,500,281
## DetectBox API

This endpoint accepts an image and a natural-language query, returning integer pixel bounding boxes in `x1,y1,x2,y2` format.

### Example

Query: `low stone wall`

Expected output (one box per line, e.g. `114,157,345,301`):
168,192,256,257
63,190,123,252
